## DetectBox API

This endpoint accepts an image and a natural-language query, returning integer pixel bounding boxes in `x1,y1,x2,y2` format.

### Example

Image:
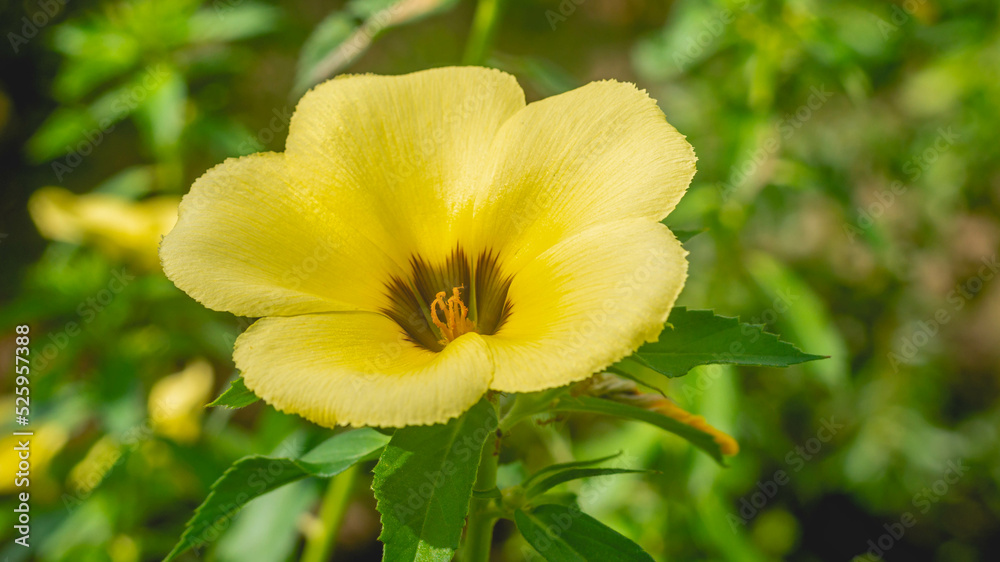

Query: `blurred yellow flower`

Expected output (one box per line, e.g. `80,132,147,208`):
108,535,141,562
68,435,122,495
149,360,215,443
161,66,695,427
29,186,179,270
0,420,69,494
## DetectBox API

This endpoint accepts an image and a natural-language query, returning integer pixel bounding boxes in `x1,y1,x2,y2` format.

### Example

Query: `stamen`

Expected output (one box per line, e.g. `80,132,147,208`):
430,286,476,344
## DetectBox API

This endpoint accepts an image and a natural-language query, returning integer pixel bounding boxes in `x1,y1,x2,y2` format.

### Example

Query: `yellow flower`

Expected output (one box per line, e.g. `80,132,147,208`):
68,435,122,494
0,420,68,494
161,67,695,427
29,186,179,271
149,359,215,442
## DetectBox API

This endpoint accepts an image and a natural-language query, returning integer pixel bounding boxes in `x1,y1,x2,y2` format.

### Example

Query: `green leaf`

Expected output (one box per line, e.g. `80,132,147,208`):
26,108,96,163
188,2,281,43
214,479,318,562
207,377,260,409
347,0,401,18
670,228,706,243
745,251,848,387
50,25,139,101
606,360,668,396
163,428,389,561
293,0,460,94
472,487,503,499
373,398,498,562
294,11,356,93
490,53,580,96
628,307,826,379
550,396,727,464
29,65,176,162
133,68,187,154
522,452,622,488
515,504,654,562
92,166,155,198
525,468,650,499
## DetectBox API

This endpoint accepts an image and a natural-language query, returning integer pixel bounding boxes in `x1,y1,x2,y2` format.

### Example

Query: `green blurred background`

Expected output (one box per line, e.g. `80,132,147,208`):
2,0,999,560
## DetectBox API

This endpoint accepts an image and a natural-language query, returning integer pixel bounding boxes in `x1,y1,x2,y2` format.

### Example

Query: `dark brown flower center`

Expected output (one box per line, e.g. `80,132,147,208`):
381,248,512,352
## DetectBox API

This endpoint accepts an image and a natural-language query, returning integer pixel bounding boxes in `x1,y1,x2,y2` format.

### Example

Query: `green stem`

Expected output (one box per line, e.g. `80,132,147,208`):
498,388,565,433
302,464,358,562
462,0,507,66
459,416,500,561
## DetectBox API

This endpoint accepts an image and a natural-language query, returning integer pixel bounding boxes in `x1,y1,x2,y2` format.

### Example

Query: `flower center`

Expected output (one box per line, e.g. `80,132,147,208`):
430,286,476,343
381,247,512,352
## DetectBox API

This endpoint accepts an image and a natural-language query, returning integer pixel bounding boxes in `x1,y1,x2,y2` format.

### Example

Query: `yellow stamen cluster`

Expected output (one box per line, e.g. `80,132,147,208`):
430,286,476,343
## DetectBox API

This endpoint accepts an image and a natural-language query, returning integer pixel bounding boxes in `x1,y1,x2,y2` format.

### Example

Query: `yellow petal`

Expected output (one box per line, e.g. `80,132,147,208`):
148,359,215,443
29,186,178,270
160,152,404,317
68,435,122,494
0,421,68,494
485,219,687,392
233,313,494,427
471,80,696,272
285,66,525,265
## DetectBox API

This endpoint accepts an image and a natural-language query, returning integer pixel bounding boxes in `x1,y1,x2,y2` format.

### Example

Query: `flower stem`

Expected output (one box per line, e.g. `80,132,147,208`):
462,0,507,66
302,464,358,562
498,387,565,433
459,414,500,561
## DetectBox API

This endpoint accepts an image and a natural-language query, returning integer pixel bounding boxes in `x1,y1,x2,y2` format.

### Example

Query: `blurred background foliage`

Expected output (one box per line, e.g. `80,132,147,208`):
2,0,999,560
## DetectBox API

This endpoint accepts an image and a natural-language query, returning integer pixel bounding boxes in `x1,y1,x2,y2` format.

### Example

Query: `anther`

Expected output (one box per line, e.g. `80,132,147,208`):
430,286,476,344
